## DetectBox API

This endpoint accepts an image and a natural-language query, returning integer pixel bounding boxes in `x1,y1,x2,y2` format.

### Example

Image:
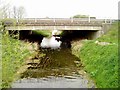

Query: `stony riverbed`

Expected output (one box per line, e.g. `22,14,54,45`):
11,48,96,88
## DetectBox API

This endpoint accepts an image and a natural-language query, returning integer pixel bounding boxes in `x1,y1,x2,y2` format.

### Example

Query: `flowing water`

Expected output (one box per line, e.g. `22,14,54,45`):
11,36,95,88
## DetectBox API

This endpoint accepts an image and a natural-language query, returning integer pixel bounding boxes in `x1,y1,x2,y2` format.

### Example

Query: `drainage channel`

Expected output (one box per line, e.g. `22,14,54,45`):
11,47,95,88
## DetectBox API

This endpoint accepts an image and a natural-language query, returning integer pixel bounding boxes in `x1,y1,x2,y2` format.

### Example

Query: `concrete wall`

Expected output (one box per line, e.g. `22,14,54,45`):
102,24,112,34
61,23,112,40
93,24,112,39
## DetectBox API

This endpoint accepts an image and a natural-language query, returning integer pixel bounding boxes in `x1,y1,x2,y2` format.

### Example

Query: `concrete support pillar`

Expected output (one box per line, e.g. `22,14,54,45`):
95,30,102,38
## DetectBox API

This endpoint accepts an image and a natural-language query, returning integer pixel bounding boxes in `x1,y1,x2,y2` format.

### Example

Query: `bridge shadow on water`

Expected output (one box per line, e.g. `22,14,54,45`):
20,48,83,78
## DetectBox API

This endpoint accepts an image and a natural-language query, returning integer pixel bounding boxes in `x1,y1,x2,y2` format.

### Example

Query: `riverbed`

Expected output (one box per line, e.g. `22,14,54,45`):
11,47,95,88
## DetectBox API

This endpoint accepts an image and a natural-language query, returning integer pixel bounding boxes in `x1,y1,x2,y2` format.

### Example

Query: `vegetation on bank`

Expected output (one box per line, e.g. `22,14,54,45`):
72,22,118,88
32,30,52,37
1,27,54,88
1,30,35,88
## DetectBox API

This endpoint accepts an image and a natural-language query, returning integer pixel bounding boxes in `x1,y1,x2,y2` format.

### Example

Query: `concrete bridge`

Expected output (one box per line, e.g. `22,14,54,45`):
4,18,114,39
4,18,113,30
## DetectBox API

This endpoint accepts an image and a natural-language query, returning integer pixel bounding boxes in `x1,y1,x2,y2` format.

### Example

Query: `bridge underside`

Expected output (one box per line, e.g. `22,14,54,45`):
6,25,102,31
61,30,100,40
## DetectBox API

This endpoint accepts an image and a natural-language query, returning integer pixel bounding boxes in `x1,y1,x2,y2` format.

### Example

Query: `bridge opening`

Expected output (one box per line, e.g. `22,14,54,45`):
9,30,44,44
8,30,99,49
61,30,98,40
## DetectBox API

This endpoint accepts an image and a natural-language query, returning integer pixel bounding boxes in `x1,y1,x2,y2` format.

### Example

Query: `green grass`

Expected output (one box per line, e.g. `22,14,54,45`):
1,31,34,88
80,41,118,88
32,30,52,37
97,22,118,43
0,31,2,89
72,22,118,88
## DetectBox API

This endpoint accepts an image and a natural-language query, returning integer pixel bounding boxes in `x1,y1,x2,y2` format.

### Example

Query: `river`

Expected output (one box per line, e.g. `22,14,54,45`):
11,36,95,88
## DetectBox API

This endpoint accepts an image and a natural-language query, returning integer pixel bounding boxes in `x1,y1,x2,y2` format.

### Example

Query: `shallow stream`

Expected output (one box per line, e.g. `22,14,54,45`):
11,36,95,88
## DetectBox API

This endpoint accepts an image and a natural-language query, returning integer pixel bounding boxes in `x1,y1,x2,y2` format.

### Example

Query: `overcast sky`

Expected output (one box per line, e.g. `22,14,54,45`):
3,0,120,19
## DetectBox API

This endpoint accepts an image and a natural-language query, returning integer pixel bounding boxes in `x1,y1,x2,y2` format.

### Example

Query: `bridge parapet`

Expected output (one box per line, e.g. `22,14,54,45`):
4,18,115,31
4,18,114,26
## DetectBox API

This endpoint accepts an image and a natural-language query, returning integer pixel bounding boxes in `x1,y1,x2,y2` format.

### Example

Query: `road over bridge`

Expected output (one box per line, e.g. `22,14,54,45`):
4,18,113,30
4,18,115,38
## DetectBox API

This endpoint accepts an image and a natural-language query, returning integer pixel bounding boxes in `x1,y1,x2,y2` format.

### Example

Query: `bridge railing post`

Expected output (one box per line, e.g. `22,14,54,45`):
53,18,56,23
88,16,90,23
104,19,107,24
35,18,37,22
71,18,73,23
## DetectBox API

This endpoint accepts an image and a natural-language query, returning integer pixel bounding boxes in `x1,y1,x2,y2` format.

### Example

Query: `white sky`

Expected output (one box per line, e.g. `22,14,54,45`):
3,0,120,19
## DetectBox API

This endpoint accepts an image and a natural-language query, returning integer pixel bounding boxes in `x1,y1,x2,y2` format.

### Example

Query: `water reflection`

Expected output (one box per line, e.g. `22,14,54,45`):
40,36,62,49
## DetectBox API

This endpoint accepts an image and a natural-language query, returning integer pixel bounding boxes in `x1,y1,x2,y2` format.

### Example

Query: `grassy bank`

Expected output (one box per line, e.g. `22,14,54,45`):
72,22,118,88
32,30,52,37
1,31,35,88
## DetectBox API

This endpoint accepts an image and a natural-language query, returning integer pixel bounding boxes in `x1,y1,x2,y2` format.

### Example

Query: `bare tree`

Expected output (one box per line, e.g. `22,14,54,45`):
0,0,11,19
13,6,17,19
12,6,26,19
17,6,25,19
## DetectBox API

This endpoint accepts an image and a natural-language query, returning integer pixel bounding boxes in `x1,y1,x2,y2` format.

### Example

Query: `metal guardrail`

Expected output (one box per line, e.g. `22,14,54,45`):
4,18,116,26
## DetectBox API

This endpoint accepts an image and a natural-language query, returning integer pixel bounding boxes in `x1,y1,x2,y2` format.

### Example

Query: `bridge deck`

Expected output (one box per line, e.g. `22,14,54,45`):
4,18,113,30
4,18,113,26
